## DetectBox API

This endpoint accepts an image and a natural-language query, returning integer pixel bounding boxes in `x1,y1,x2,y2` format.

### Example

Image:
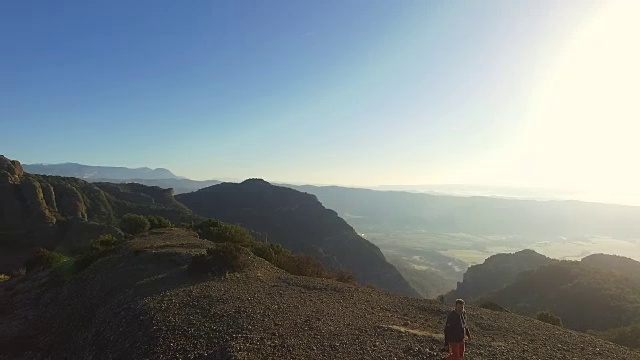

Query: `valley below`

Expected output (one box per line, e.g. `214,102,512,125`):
353,227,640,299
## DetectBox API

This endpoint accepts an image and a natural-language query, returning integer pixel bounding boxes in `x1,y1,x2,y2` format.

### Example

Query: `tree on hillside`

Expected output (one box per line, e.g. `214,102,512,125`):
147,215,172,229
192,219,255,244
120,214,150,235
536,311,563,327
24,248,69,273
591,323,640,350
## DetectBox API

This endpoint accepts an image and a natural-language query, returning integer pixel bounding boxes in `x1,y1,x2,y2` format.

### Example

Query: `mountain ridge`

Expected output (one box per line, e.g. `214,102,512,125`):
176,180,419,297
446,249,640,349
23,162,180,180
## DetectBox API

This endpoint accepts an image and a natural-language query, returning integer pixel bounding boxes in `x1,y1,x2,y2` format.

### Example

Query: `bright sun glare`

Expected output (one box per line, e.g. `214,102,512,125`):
521,1,640,193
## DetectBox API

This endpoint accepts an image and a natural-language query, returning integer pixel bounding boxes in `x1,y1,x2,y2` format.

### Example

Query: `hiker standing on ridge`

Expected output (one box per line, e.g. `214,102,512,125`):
443,299,471,360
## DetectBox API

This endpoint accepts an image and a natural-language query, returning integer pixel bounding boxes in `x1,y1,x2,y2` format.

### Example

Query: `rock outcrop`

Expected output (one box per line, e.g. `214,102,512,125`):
1,156,54,228
0,156,198,273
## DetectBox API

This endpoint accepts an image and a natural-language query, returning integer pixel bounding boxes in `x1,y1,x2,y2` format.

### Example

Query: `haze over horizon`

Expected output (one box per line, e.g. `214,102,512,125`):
3,1,640,198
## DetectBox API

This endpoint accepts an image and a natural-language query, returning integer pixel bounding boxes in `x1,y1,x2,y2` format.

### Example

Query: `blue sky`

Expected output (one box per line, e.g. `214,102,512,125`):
3,0,638,191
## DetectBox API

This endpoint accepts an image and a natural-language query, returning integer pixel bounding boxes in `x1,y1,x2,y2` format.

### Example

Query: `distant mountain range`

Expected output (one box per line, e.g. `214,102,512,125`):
377,184,640,207
23,163,640,238
23,162,640,298
288,185,640,239
23,163,180,180
92,178,222,195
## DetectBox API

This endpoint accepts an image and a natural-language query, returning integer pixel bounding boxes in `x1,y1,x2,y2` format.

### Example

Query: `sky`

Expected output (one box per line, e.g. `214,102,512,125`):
2,0,639,195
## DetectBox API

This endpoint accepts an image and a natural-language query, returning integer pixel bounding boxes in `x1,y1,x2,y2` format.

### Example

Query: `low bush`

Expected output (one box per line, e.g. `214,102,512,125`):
189,220,356,283
189,243,249,275
120,214,150,235
191,219,255,244
25,248,69,273
0,274,10,282
249,242,288,263
536,311,563,327
334,269,357,284
272,253,333,279
90,234,118,252
74,235,121,272
147,215,172,229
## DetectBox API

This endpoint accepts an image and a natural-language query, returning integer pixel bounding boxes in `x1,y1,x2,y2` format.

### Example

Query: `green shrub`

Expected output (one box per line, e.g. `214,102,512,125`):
147,215,172,229
189,220,346,282
0,274,10,282
120,214,150,235
249,242,288,263
51,259,76,282
25,248,69,273
536,311,563,327
189,243,249,275
90,234,118,252
272,253,333,279
74,235,121,272
191,219,255,244
334,269,357,284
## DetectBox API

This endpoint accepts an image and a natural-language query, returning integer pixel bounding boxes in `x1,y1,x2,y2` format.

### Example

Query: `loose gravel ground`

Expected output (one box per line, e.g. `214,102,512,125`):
2,229,639,360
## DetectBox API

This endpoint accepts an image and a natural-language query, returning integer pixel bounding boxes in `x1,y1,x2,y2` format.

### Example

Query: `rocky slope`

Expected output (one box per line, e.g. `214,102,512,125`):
176,179,418,297
1,229,638,360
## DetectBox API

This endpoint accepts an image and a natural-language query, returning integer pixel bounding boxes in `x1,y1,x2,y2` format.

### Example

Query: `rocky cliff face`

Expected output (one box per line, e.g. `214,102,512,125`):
0,156,197,272
1,156,56,229
176,179,419,297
